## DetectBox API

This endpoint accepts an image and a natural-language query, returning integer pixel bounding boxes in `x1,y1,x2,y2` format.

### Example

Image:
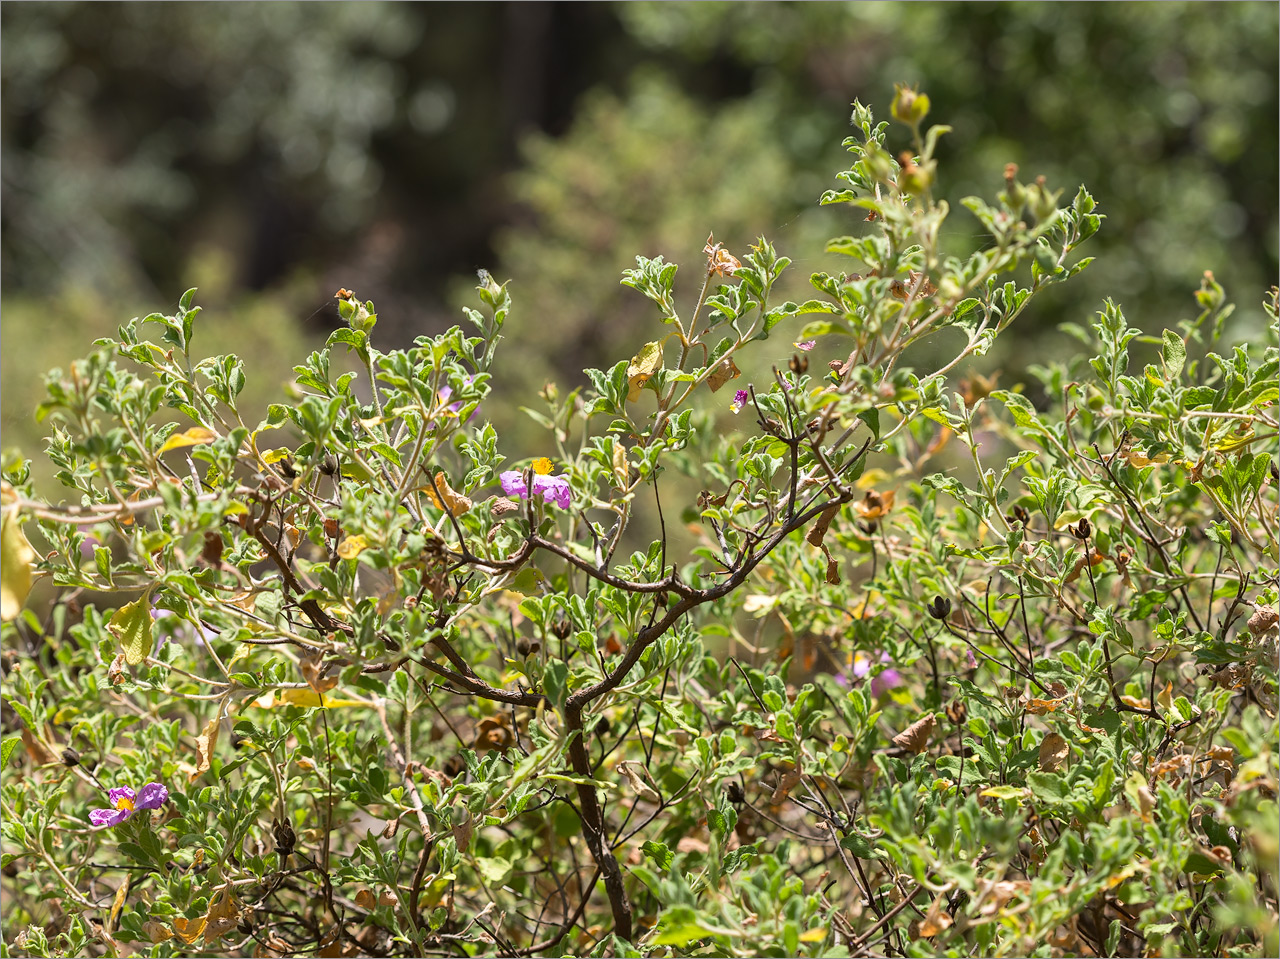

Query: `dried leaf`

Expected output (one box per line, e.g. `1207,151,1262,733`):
825,559,841,585
421,473,472,515
142,919,174,944
1038,732,1070,772
490,496,520,518
918,893,953,937
853,489,895,521
676,835,710,854
21,726,56,766
704,233,742,276
475,715,514,752
707,357,741,392
1,506,35,622
893,714,936,754
1064,548,1107,584
1248,605,1278,636
203,887,241,946
300,655,338,695
190,700,226,783
1025,698,1066,715
158,426,217,454
626,341,663,402
172,915,207,945
355,889,376,911
617,760,661,804
770,765,802,804
806,504,840,548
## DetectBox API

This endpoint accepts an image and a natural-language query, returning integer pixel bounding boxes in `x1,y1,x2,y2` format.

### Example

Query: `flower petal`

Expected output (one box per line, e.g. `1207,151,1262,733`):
499,471,527,499
90,807,132,827
136,782,170,811
107,786,136,808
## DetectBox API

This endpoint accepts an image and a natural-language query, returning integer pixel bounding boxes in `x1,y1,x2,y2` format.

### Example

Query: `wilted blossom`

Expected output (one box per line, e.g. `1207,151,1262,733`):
730,389,749,414
836,651,903,697
89,782,169,827
500,470,572,509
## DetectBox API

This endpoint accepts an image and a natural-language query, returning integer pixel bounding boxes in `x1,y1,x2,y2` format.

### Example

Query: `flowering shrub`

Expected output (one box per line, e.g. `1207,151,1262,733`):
1,94,1276,958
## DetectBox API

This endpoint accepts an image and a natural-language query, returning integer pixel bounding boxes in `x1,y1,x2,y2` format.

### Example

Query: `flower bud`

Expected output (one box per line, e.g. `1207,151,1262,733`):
1000,162,1027,214
862,144,897,185
890,83,930,126
897,152,933,195
1195,270,1224,311
1027,176,1063,223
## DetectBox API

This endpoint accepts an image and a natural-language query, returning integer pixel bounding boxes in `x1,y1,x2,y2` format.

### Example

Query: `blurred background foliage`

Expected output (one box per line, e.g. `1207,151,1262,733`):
3,1,1276,480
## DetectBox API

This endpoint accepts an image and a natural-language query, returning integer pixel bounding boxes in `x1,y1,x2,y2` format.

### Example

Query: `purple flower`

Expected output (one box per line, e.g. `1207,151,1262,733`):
731,389,749,414
795,340,816,352
499,470,572,509
840,651,903,698
438,376,478,422
89,782,169,828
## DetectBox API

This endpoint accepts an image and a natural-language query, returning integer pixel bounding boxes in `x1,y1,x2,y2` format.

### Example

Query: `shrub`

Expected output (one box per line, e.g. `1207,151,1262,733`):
2,94,1276,959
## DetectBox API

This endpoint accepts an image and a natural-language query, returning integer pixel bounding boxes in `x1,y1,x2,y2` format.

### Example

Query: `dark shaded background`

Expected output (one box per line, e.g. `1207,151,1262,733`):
3,2,1277,468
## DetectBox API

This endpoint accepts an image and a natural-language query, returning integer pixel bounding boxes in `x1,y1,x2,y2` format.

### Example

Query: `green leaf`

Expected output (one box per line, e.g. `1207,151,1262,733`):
0,737,19,770
108,596,154,666
1025,771,1068,802
475,857,513,884
1161,330,1187,381
642,839,673,871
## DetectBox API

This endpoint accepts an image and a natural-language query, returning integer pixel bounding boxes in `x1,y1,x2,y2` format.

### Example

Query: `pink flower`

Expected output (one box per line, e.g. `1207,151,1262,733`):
89,782,169,828
795,340,816,352
499,470,572,509
731,389,749,414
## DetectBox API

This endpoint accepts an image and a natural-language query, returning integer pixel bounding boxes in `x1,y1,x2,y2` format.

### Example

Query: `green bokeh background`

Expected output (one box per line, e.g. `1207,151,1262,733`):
4,2,1276,488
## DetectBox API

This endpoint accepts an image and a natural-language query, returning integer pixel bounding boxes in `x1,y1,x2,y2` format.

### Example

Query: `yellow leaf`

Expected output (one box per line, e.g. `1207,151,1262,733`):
1,506,35,622
253,688,368,709
106,874,130,936
612,442,629,490
799,927,827,944
261,448,292,464
336,535,368,559
158,426,217,454
627,341,663,402
108,596,154,666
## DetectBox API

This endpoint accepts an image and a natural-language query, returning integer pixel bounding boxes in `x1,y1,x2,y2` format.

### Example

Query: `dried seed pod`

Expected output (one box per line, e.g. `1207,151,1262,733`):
944,700,967,726
550,617,572,640
927,595,952,621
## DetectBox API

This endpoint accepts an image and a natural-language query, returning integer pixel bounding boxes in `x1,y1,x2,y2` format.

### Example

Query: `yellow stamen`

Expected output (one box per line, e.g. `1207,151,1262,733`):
114,796,136,812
